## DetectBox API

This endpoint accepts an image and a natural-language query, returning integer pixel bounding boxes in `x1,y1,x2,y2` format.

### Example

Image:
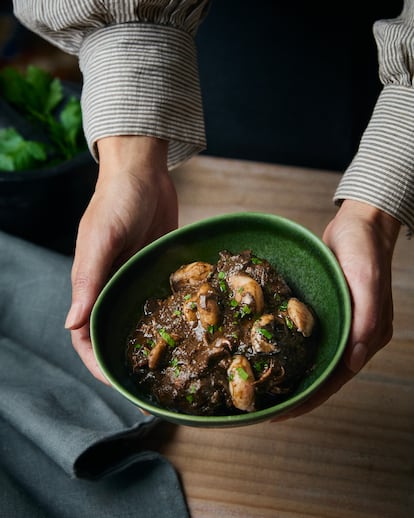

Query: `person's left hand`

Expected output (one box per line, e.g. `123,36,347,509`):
274,199,401,420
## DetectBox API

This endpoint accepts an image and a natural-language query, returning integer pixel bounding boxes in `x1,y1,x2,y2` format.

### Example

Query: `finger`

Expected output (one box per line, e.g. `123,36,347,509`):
65,222,120,330
71,326,110,385
341,259,379,374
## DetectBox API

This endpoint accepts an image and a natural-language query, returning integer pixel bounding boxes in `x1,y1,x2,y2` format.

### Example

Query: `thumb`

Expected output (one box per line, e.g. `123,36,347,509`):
65,230,119,330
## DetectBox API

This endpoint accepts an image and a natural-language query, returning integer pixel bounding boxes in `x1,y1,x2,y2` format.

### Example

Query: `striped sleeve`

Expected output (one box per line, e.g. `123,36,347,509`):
12,0,210,168
335,1,414,233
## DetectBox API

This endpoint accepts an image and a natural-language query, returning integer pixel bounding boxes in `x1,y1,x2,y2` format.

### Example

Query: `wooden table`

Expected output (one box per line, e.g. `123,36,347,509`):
144,156,414,518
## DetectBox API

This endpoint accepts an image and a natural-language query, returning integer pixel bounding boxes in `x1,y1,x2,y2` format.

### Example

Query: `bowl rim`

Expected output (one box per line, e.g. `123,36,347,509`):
91,211,351,425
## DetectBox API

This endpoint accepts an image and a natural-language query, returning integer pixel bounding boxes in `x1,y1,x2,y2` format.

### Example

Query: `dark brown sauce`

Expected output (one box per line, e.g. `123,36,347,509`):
126,250,317,416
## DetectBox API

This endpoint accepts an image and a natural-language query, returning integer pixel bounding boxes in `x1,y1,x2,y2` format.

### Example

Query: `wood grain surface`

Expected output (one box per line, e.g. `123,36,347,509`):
144,156,414,518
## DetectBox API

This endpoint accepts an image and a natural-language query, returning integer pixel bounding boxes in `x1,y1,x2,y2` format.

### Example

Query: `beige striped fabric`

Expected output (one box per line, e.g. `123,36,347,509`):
12,0,414,232
335,2,414,232
13,0,210,168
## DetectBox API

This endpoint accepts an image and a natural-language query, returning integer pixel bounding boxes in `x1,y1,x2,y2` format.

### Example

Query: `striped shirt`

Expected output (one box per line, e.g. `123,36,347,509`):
12,0,414,233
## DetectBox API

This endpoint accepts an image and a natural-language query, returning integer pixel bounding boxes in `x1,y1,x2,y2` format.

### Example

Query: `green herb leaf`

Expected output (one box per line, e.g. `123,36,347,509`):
159,328,176,347
240,305,251,316
236,367,249,381
207,325,216,335
258,327,273,340
0,128,47,171
285,316,294,330
0,65,86,167
59,96,83,154
279,301,288,312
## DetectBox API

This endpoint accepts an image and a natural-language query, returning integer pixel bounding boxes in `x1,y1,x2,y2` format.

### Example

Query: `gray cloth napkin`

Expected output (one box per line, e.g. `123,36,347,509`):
0,231,189,517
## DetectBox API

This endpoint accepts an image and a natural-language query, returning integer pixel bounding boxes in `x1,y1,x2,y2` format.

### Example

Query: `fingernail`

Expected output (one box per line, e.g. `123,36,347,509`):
348,342,367,373
65,302,83,329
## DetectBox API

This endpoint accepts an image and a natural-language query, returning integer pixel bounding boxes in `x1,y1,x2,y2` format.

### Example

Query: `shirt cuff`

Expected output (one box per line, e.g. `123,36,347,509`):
334,85,414,233
79,22,206,169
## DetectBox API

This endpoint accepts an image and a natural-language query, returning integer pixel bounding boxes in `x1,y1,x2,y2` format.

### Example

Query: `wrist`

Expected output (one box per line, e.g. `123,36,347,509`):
340,200,401,249
96,135,169,183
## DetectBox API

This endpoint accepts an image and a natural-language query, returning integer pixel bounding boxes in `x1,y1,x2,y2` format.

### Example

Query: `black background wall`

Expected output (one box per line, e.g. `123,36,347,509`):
196,1,404,171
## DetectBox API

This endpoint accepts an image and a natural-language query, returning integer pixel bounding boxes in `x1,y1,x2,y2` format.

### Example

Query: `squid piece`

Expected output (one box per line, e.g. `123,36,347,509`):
148,337,168,370
227,355,255,412
196,282,222,330
228,273,264,315
250,314,278,353
287,297,315,337
170,261,214,292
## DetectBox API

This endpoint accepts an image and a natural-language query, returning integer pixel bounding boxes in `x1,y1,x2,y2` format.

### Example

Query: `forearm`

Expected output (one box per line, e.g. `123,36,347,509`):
335,0,414,234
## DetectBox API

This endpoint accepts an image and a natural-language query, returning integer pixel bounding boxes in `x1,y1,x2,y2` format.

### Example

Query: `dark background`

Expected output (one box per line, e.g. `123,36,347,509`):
1,0,404,172
195,0,403,171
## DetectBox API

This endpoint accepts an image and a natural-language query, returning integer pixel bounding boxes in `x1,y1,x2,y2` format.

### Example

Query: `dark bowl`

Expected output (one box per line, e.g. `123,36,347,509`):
91,212,351,427
0,150,97,250
0,81,97,251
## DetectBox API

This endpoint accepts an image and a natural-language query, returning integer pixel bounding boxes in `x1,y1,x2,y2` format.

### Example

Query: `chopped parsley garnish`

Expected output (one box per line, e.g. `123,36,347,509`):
258,327,273,340
185,384,197,403
170,357,180,377
279,301,288,312
159,328,176,347
240,305,251,316
285,316,294,330
219,280,227,292
236,367,250,381
207,325,216,335
251,257,263,265
254,360,269,372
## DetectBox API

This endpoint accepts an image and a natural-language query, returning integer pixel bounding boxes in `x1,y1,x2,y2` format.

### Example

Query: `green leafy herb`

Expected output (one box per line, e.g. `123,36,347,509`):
236,367,249,381
240,305,251,316
186,384,197,402
279,301,288,312
0,65,86,171
0,128,47,171
173,309,181,317
285,316,294,330
207,324,216,335
251,257,263,265
258,327,273,340
219,280,227,292
254,360,269,373
170,357,180,377
159,328,176,348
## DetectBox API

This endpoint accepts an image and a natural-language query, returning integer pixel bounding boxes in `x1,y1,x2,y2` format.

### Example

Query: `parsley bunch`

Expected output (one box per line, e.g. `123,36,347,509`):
0,65,86,171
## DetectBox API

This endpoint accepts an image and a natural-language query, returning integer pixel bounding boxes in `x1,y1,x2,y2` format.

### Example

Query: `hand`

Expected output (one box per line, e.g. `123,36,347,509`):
276,199,401,419
65,136,178,383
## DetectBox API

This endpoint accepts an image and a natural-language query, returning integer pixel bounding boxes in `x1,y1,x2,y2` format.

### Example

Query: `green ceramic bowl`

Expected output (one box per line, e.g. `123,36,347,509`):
91,212,351,427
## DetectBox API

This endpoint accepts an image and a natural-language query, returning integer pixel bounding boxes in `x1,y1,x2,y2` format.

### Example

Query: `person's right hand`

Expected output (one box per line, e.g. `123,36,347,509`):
65,136,178,383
